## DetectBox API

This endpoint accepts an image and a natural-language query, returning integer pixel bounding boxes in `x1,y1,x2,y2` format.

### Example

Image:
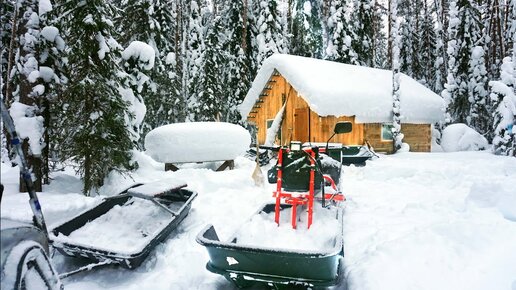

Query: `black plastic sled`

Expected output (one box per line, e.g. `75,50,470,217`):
196,203,344,288
50,181,197,269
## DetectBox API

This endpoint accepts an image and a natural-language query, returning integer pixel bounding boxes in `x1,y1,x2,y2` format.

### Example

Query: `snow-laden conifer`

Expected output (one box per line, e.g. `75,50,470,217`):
57,0,135,195
351,0,375,67
490,59,516,156
443,0,484,126
194,16,225,121
114,0,185,134
324,0,357,64
254,0,288,69
469,46,491,139
5,0,63,190
223,0,251,123
184,1,204,121
290,0,323,59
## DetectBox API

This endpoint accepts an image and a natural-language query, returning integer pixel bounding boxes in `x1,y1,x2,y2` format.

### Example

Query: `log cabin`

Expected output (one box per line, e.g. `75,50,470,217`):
239,54,445,153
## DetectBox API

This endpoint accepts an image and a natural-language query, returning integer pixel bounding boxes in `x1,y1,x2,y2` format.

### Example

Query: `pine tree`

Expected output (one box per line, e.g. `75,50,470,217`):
434,0,447,93
417,0,438,89
223,0,252,123
121,41,155,147
194,16,225,121
352,0,375,67
324,0,358,64
254,0,288,69
290,0,324,58
6,0,49,192
371,1,388,68
490,57,516,156
469,46,491,139
58,0,135,195
36,3,66,183
443,0,484,125
114,0,184,135
1,1,14,95
184,0,205,121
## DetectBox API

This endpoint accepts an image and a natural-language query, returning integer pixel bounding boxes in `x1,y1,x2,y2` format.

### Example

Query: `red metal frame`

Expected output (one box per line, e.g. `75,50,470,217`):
273,148,316,229
273,147,345,229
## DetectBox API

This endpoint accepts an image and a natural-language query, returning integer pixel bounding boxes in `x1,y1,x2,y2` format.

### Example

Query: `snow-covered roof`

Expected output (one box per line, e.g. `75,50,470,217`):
240,54,445,124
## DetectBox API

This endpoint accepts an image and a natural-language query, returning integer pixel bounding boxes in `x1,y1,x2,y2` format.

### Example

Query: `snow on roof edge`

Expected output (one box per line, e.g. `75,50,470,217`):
240,54,444,124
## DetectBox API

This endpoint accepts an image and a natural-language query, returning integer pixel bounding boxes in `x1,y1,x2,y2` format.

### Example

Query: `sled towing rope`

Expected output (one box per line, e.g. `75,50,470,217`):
1,101,49,238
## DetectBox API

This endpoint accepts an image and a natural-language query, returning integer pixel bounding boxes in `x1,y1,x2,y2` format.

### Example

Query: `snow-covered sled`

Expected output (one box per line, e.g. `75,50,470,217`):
197,122,351,288
50,180,197,269
196,203,344,288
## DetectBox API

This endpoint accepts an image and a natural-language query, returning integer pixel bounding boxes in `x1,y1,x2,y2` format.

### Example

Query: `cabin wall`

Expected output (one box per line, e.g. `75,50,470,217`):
364,123,432,153
401,124,432,152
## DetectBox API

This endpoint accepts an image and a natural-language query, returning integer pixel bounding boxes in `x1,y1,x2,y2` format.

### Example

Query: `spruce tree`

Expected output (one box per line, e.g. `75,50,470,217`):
469,46,491,139
290,0,324,58
223,0,251,123
490,57,516,156
184,0,205,121
434,0,447,94
121,41,155,147
254,0,288,69
443,0,484,125
194,16,225,121
1,1,14,94
352,0,375,67
114,0,184,135
6,0,49,191
324,0,358,64
417,0,438,89
58,0,135,195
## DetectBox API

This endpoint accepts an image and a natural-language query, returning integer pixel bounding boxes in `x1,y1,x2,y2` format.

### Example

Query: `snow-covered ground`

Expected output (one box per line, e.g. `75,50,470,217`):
1,151,516,290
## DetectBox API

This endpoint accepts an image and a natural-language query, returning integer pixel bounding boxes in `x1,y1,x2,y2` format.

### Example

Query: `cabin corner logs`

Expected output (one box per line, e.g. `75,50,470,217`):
247,71,432,154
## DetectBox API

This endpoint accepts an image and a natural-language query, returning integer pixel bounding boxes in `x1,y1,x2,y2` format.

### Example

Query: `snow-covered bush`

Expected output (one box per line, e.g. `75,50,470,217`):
441,123,488,152
490,57,516,157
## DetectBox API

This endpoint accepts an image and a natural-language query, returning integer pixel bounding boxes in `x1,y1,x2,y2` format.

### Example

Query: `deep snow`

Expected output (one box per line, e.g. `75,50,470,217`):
1,151,516,290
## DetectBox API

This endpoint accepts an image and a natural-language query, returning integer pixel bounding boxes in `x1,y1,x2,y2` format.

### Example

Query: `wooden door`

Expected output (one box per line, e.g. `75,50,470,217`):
294,108,309,142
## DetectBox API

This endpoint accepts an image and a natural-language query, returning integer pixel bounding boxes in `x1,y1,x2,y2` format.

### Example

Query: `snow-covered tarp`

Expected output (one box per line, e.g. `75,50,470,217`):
240,54,445,124
144,122,251,164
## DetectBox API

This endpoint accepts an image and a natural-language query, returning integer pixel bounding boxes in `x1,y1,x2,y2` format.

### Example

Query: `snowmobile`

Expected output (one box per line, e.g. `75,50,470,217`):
196,122,352,288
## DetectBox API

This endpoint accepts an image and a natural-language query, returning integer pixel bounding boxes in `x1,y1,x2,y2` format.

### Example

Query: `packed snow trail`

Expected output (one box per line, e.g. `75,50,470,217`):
1,151,516,289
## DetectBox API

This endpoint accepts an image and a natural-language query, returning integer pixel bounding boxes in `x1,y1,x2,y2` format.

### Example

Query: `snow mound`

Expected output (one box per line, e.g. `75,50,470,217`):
466,181,516,222
441,123,488,152
145,122,251,164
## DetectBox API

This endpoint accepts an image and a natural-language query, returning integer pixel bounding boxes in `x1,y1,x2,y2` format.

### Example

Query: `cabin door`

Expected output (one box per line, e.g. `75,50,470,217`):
294,108,309,142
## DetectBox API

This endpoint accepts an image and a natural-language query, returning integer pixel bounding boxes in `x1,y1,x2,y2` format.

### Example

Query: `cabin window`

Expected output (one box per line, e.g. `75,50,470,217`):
266,119,282,142
381,123,394,141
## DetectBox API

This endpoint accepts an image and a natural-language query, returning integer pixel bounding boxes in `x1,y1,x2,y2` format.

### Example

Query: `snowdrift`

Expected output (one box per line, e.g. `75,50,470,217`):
441,123,488,152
